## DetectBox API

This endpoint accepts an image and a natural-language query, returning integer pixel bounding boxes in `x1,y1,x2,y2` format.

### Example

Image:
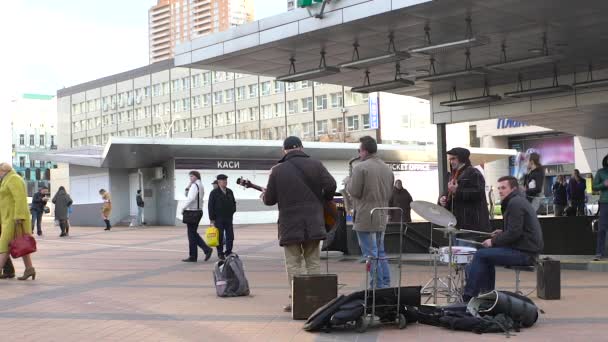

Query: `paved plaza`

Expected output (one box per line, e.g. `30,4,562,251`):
1,221,608,341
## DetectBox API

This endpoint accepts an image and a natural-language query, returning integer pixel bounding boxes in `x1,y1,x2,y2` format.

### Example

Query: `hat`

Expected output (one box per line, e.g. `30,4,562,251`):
283,136,303,150
216,174,228,180
446,147,471,163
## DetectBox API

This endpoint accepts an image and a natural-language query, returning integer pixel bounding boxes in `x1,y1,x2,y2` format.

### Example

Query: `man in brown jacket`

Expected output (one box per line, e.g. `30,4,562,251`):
262,136,337,312
347,136,394,288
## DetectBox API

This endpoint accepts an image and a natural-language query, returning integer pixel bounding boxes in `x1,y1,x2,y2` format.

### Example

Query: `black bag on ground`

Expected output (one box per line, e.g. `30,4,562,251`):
467,290,539,328
213,254,250,297
439,312,514,334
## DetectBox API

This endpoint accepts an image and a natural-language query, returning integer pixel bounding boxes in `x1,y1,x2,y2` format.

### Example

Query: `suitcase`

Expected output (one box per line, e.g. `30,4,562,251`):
536,258,560,300
292,274,338,320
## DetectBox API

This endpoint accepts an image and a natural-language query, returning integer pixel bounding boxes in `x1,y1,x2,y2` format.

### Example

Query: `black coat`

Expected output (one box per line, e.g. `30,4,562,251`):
494,190,544,255
136,194,144,208
31,192,48,211
263,151,336,246
524,167,545,199
442,165,491,232
208,187,236,220
389,188,413,222
552,182,567,205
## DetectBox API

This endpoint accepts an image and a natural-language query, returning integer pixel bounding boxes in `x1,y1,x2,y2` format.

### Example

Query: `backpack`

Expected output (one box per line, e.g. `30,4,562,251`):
213,254,250,297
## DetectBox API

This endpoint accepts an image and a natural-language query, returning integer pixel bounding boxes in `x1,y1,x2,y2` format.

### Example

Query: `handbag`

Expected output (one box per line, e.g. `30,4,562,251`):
204,226,220,247
182,183,203,225
9,222,37,258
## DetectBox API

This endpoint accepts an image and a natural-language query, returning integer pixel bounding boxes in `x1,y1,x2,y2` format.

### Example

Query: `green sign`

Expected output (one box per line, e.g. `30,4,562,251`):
298,0,323,8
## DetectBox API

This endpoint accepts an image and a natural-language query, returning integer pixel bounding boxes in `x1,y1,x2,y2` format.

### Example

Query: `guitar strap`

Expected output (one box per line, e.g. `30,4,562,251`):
287,159,324,203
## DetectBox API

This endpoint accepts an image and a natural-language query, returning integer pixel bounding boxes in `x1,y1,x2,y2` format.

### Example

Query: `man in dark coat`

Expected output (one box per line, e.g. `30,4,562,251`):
389,180,413,223
52,186,73,237
552,175,568,216
567,169,587,216
463,176,544,301
208,174,237,260
30,187,49,235
262,136,336,312
439,147,491,242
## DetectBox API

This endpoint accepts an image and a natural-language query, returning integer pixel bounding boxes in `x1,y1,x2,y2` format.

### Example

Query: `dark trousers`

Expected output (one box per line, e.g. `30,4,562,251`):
554,204,566,216
596,203,608,257
31,210,43,234
0,225,14,275
216,216,234,256
59,220,69,234
572,201,586,216
187,222,211,260
464,247,534,299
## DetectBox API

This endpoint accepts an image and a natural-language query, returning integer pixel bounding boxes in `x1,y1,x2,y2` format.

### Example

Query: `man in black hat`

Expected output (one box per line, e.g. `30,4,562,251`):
208,174,237,260
439,147,491,240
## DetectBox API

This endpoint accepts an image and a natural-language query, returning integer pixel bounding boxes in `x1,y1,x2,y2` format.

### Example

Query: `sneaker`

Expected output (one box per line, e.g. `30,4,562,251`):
283,304,292,313
593,255,602,261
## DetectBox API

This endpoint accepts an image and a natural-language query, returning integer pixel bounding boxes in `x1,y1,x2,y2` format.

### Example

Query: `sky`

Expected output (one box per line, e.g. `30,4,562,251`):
0,0,285,103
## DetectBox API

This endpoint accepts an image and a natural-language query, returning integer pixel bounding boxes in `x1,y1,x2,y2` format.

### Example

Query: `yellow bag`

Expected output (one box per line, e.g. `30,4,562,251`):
204,226,220,247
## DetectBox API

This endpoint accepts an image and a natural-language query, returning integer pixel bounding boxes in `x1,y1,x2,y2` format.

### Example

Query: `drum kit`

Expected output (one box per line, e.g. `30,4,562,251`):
410,201,492,304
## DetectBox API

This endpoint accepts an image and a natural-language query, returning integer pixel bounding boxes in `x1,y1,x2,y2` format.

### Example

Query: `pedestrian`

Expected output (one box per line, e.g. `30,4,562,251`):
182,171,212,262
552,175,567,216
567,169,587,216
208,174,237,260
389,180,413,222
52,186,73,237
0,162,36,280
262,136,336,312
30,186,49,236
99,189,112,231
593,154,608,261
136,190,145,226
347,136,394,289
524,152,545,210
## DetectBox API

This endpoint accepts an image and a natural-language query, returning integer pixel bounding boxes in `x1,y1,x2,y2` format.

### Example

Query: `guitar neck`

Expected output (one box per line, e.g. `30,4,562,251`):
248,184,264,192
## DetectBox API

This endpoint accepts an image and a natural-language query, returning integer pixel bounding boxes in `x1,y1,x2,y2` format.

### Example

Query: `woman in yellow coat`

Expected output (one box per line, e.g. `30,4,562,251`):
99,189,112,231
0,163,36,280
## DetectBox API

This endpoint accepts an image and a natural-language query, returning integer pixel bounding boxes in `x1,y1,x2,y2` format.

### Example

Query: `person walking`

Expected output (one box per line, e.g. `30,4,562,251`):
182,171,212,262
99,189,112,231
347,136,394,289
262,136,336,312
552,175,568,216
0,163,36,280
52,186,73,237
136,190,145,226
593,154,608,260
208,174,237,260
567,169,587,216
524,152,545,210
30,187,49,236
389,180,413,223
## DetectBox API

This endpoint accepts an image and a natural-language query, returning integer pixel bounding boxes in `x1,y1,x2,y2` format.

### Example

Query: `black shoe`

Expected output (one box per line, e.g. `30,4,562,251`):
59,233,66,237
204,250,213,261
218,253,226,261
104,227,111,231
182,258,197,262
0,273,15,279
37,231,42,236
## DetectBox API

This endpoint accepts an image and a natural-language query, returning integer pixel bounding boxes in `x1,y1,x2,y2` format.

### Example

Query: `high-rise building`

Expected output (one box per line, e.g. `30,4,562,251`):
149,0,255,64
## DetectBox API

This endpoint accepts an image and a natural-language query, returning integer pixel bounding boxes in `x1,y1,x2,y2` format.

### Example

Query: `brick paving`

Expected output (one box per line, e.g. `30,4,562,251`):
0,222,608,341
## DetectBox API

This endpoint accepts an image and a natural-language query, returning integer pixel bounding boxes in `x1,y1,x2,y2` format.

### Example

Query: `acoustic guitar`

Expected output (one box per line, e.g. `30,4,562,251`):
236,177,338,232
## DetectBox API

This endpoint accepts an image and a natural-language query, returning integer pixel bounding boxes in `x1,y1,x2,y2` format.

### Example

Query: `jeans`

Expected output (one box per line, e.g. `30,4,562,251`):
595,203,608,257
284,241,321,297
216,217,234,256
137,207,144,225
356,231,390,289
464,247,534,299
187,222,211,260
31,209,43,234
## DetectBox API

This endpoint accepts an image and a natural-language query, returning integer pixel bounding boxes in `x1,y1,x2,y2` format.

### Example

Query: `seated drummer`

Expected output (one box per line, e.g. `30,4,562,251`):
463,176,544,302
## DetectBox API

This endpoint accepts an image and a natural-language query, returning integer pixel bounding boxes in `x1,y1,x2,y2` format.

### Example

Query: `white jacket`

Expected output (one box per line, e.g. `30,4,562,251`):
184,180,204,211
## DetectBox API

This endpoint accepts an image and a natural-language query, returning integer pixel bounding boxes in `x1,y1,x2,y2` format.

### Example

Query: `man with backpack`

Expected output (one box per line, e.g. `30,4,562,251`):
261,136,336,312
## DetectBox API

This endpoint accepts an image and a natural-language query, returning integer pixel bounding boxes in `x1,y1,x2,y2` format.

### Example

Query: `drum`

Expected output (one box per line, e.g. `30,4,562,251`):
438,246,477,264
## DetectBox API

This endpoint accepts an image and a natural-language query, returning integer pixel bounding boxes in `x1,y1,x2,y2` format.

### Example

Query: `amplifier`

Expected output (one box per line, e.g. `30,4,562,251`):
292,274,338,320
536,258,560,300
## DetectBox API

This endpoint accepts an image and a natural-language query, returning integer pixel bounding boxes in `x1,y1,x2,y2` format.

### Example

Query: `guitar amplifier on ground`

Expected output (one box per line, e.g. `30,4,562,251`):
537,258,560,300
292,274,338,320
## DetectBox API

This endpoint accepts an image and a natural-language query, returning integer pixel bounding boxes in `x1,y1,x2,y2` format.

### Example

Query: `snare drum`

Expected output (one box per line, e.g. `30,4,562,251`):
438,246,477,264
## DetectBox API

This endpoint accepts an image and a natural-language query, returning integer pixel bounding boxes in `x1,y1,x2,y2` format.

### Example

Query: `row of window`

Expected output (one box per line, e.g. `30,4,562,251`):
71,114,372,147
15,157,52,169
18,134,55,147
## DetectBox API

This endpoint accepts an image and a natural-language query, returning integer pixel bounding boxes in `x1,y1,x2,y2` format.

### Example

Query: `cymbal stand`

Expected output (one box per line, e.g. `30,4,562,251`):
420,223,449,304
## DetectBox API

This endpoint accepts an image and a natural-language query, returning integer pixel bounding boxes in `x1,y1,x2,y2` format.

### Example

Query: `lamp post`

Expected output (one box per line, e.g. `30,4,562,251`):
157,115,181,138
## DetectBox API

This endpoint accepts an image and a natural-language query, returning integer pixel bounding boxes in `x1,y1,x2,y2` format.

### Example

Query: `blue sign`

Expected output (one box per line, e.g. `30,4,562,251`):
369,94,379,129
497,118,527,129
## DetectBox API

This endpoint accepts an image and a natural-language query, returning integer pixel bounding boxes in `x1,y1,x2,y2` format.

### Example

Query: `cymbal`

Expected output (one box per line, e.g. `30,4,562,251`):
411,201,457,228
433,227,470,235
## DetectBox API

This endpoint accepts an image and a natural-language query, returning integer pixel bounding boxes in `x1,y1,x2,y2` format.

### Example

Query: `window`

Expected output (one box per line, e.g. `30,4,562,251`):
226,111,235,125
236,86,246,101
331,92,343,108
163,82,170,95
182,98,190,111
274,102,284,117
226,73,234,81
193,117,200,130
288,124,301,136
153,84,161,97
302,122,313,138
127,91,134,105
213,71,225,82
19,134,24,145
331,117,344,133
286,82,298,92
315,95,328,110
164,102,170,115
172,100,182,112
29,135,35,146
204,115,212,128
202,94,211,107
30,160,36,168
316,120,328,135
214,113,225,126
261,81,271,96
273,81,284,93
238,109,248,122
143,87,150,99
192,74,201,88
347,115,360,131
362,114,370,129
192,95,201,109
50,135,55,147
202,72,211,86
287,100,298,114
261,104,272,119
19,156,25,168
213,91,223,105
225,89,234,103
249,107,259,121
248,84,258,98
182,77,190,90
301,97,313,112
300,81,312,88
172,79,181,92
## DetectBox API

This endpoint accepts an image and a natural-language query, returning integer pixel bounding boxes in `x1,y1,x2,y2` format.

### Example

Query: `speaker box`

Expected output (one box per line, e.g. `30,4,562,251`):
536,258,561,300
292,274,338,320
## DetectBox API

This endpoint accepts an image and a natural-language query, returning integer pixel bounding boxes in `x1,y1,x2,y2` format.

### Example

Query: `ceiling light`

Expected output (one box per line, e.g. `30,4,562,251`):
440,95,501,107
409,36,489,55
338,51,411,70
351,78,415,93
417,68,486,82
485,54,562,71
572,78,608,89
504,85,572,98
276,66,340,82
